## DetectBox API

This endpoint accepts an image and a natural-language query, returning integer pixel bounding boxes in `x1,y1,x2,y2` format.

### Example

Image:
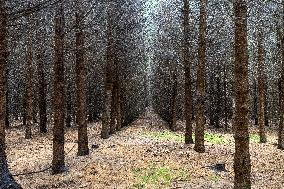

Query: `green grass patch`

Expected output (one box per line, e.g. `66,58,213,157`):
249,134,260,143
142,131,229,145
209,174,221,182
132,165,189,189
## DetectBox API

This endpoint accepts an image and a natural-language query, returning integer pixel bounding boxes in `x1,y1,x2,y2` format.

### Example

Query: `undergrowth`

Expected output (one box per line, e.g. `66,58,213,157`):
131,165,189,189
142,130,229,145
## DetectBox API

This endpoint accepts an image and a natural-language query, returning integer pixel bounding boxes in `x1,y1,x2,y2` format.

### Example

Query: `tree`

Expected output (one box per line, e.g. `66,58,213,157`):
0,1,22,188
75,0,89,156
52,1,66,174
257,25,267,143
37,23,47,133
25,24,33,139
233,0,251,188
101,2,114,139
278,0,284,150
194,0,207,153
183,0,194,144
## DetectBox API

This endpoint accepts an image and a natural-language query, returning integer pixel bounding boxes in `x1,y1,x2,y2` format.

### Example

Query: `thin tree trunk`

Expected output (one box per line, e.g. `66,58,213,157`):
110,83,117,135
25,31,33,139
194,0,206,153
38,52,47,133
75,1,89,156
233,1,251,188
257,28,267,143
278,0,284,150
223,63,228,130
169,65,177,132
183,0,194,144
101,4,114,139
65,83,72,128
253,78,258,125
116,82,122,131
5,69,9,129
52,1,65,174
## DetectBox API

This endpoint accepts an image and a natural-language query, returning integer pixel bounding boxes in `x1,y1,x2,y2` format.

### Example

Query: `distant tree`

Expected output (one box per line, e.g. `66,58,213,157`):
25,22,33,139
278,0,284,150
75,0,89,156
101,2,114,139
233,0,251,188
194,0,207,153
257,24,267,143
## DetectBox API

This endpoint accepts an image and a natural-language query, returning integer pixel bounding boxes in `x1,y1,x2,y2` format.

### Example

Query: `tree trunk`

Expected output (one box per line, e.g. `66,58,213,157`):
194,0,206,153
75,2,89,156
183,0,194,144
233,1,251,188
278,0,284,150
253,78,258,125
5,70,9,129
38,52,47,133
169,62,177,132
25,31,33,139
257,28,267,143
101,4,114,139
0,1,22,188
223,63,228,130
52,1,65,174
65,83,72,128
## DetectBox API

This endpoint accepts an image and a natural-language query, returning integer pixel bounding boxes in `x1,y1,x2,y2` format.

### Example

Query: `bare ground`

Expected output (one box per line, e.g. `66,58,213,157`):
5,111,284,189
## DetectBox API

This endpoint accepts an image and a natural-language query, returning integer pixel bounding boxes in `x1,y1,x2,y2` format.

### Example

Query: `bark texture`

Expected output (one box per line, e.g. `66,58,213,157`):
0,1,22,188
75,3,89,156
194,0,206,153
278,0,284,150
257,29,267,143
101,4,114,139
183,0,194,144
25,31,33,139
233,1,251,188
52,1,66,174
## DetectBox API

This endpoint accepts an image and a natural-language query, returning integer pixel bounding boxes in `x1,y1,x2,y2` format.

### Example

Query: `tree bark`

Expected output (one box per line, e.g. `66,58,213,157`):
52,1,65,174
101,3,114,139
169,63,177,132
25,30,33,139
37,52,47,133
194,0,206,153
257,28,267,143
278,0,284,150
0,1,22,188
75,1,89,156
183,0,194,144
233,1,251,188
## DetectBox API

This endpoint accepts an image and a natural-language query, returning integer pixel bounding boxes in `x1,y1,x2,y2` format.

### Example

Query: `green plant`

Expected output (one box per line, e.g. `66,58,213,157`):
132,165,189,189
142,131,229,144
249,134,260,143
209,174,221,182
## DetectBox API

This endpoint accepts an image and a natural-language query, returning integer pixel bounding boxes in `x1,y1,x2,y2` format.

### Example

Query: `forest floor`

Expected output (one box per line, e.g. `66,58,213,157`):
6,109,284,189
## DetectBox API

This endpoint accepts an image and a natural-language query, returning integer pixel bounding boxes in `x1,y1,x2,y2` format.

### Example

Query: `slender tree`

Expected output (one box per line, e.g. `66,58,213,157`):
194,0,207,153
257,26,267,143
233,0,251,188
37,24,47,133
52,1,66,174
183,0,194,144
25,26,33,139
278,0,284,150
75,0,89,156
101,2,114,139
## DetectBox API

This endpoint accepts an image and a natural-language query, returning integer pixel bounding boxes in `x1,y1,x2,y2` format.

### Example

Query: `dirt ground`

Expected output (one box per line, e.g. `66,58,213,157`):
6,111,284,189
